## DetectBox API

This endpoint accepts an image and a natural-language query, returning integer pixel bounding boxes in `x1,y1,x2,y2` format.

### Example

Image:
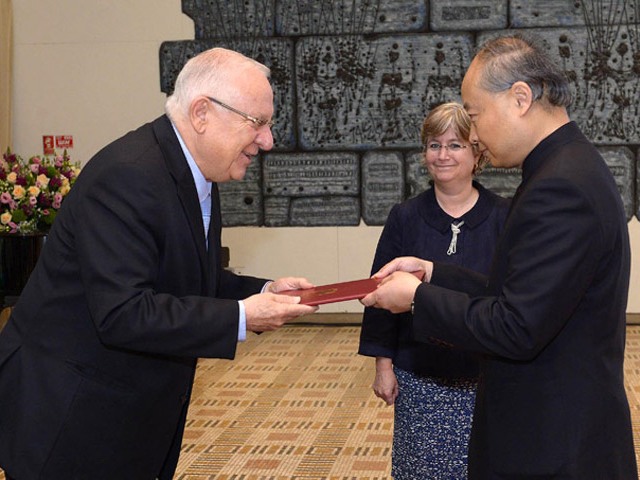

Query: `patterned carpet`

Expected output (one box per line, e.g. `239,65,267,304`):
175,323,390,480
2,318,640,479
174,322,640,479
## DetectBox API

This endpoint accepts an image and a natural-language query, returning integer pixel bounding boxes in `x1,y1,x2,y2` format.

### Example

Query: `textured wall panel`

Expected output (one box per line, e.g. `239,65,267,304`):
430,0,508,31
296,33,474,150
275,0,426,35
263,197,291,227
511,0,639,28
361,152,405,226
509,0,585,27
599,147,636,221
159,39,296,150
478,27,640,145
476,167,521,199
263,152,360,197
405,151,431,198
182,0,275,39
218,159,263,226
289,197,361,226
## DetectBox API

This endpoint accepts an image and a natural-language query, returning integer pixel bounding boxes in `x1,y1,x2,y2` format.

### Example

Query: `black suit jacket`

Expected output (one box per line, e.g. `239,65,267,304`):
412,122,637,479
0,115,267,479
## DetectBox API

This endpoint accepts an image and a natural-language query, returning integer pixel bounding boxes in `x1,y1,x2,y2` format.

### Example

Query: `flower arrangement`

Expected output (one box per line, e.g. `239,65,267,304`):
0,149,81,234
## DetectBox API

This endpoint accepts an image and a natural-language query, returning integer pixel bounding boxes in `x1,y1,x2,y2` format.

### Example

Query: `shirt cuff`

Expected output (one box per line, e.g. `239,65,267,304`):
238,300,246,342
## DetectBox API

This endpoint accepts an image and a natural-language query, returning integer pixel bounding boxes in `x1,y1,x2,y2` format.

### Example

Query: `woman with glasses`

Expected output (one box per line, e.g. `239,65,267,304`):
358,102,509,479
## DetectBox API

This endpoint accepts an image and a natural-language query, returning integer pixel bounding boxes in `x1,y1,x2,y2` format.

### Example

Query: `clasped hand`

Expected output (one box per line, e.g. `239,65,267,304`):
360,257,433,314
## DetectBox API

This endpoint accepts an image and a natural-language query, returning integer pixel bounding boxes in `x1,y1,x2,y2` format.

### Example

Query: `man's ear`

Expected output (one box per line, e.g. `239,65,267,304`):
511,81,533,114
190,97,210,134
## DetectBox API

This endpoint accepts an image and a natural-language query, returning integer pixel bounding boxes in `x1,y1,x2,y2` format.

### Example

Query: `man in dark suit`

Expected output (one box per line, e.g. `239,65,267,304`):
362,34,637,479
0,48,318,479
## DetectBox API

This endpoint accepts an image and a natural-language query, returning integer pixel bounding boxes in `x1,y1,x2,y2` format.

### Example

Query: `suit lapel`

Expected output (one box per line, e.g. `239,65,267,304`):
152,116,209,290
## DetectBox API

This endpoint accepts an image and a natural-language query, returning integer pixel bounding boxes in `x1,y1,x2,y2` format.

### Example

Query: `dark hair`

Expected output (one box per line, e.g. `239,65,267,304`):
475,33,572,107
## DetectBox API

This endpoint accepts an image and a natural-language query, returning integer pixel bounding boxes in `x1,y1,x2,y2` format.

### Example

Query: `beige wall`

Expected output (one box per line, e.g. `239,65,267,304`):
11,0,640,313
0,0,12,153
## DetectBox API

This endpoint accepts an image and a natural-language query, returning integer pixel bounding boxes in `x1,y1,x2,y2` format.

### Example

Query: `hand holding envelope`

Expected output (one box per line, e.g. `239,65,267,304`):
244,276,319,332
360,257,434,314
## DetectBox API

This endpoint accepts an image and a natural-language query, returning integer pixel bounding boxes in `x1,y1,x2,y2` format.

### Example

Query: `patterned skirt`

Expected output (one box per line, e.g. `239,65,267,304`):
391,367,477,480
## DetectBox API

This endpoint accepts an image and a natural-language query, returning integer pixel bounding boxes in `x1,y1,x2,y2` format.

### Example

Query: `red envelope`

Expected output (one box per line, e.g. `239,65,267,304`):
280,271,424,306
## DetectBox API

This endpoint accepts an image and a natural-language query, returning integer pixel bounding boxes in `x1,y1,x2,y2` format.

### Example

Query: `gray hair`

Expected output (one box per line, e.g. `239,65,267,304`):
165,48,270,120
474,33,572,108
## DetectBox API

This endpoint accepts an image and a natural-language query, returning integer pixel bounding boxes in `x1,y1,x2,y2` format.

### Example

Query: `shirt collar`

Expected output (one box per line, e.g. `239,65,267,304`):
419,181,494,233
171,122,212,203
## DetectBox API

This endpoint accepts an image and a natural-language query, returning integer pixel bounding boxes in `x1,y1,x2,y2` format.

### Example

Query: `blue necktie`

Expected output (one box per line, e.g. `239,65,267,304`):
201,193,211,243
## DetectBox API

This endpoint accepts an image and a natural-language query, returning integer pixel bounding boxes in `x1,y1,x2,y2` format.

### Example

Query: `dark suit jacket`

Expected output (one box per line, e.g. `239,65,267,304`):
0,115,267,479
411,122,637,479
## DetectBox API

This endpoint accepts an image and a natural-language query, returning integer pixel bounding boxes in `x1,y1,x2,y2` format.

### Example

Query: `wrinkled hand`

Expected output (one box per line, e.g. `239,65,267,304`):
373,358,398,406
266,276,315,293
361,271,422,313
371,256,433,282
245,277,317,332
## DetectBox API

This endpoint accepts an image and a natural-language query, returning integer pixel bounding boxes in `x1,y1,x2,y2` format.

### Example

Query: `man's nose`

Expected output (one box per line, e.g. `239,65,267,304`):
256,127,274,151
469,125,480,144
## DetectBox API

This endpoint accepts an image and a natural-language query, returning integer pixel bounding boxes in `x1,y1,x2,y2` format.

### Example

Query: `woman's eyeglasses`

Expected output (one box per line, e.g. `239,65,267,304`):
423,142,468,153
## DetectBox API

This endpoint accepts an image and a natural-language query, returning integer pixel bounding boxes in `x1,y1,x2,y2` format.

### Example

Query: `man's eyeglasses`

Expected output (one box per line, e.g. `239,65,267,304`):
207,97,274,128
423,142,468,153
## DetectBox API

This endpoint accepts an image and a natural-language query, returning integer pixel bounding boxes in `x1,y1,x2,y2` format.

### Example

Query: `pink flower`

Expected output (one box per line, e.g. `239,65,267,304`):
53,192,63,209
0,192,11,204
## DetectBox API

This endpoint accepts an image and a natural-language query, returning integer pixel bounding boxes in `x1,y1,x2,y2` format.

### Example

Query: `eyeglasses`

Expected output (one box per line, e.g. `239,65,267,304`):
423,142,468,153
207,97,274,128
